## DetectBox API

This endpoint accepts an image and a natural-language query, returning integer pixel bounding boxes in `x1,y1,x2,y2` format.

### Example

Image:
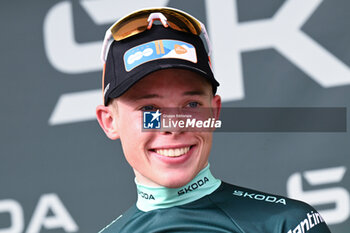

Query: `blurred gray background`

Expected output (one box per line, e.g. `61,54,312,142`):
1,0,349,232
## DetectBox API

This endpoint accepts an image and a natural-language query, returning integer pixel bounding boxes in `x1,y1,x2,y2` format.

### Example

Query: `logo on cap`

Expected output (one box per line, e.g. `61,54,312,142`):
124,39,197,72
174,44,187,54
104,83,110,97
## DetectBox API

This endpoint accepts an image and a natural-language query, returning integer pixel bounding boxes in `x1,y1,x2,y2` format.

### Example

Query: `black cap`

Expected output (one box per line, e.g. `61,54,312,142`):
103,25,219,105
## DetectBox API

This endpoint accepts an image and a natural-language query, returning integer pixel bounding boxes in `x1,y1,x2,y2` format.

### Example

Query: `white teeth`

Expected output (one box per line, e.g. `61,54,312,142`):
155,147,191,157
168,149,174,156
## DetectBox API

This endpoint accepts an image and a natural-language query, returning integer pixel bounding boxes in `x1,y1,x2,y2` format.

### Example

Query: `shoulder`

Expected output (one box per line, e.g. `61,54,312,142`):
211,182,300,209
209,182,331,232
98,205,140,233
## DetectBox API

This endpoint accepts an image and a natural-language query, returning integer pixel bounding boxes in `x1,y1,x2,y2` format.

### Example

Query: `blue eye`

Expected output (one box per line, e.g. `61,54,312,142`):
141,105,156,111
187,102,199,108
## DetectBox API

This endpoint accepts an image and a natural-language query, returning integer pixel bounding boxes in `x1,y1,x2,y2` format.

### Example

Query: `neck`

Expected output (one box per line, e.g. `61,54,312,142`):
135,164,221,212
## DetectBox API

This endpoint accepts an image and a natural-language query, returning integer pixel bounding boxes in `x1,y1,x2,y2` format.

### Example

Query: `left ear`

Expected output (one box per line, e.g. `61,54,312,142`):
211,94,221,119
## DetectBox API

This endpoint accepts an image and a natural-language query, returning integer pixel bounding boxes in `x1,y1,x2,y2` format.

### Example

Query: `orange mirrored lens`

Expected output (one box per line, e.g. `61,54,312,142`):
110,8,202,41
111,16,148,41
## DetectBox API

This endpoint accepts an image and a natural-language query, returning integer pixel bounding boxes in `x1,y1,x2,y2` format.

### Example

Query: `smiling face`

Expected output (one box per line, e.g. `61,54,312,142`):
96,69,221,188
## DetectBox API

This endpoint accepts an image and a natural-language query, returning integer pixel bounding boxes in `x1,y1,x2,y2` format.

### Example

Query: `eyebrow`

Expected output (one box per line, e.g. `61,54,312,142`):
134,94,162,100
134,90,207,100
183,90,207,96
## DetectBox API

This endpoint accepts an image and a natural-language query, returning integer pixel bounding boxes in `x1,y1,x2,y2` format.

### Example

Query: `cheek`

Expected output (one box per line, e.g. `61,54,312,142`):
199,132,213,156
117,109,142,137
117,112,142,153
118,112,155,165
119,132,145,168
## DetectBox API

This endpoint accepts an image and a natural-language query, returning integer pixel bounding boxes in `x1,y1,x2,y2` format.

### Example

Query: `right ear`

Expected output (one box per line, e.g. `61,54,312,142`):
96,105,120,140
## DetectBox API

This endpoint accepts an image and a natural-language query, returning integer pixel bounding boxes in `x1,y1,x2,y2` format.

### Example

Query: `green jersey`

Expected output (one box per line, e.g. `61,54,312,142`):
99,165,331,233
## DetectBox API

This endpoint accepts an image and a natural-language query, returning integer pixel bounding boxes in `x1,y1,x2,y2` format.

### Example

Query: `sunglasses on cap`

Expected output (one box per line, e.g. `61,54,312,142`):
100,7,212,62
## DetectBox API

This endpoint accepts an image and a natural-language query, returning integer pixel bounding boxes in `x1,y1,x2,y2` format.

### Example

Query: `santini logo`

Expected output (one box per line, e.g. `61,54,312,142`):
287,211,325,233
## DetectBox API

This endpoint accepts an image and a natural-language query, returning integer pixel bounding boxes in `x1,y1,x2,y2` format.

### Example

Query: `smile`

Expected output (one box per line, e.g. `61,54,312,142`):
154,146,191,157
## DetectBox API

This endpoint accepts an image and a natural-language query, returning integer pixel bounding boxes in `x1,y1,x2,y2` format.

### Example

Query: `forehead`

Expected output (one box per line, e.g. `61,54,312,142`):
121,68,213,99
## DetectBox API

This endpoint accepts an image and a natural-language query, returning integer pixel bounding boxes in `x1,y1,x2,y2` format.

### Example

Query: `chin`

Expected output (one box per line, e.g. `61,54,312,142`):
161,180,190,189
157,170,196,188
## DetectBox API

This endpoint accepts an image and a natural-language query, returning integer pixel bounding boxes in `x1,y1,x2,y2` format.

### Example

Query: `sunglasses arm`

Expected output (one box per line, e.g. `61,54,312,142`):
101,30,113,63
200,22,212,57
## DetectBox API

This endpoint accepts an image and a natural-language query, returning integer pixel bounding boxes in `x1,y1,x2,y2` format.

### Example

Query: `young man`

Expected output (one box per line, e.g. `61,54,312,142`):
96,7,331,233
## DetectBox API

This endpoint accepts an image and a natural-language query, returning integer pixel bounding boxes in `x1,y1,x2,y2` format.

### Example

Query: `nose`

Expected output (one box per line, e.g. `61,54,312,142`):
159,116,185,135
159,108,187,135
